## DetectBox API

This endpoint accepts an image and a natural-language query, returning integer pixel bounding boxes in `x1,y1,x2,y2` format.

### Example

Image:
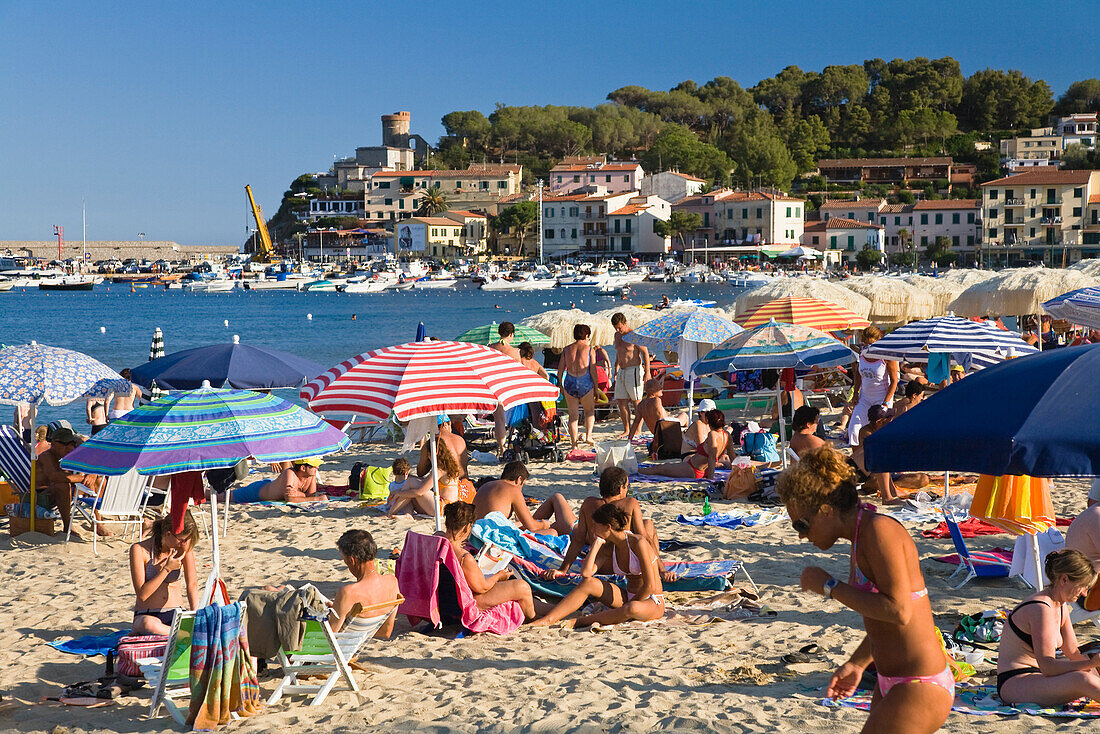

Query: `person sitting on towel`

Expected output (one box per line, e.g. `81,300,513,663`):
789,406,827,458
638,408,728,480
473,460,575,535
130,512,200,635
549,467,676,582
329,529,400,638
996,549,1100,706
531,503,664,629
438,502,544,622
384,457,436,517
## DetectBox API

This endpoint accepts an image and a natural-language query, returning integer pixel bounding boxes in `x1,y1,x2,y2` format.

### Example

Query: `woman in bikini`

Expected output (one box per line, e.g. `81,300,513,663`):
559,324,599,449
639,409,728,480
129,513,200,635
531,503,664,628
778,446,952,734
996,549,1100,706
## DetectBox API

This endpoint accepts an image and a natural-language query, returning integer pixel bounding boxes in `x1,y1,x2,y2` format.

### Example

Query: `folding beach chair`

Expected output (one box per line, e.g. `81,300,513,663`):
945,514,1011,589
0,425,31,494
68,467,152,554
267,586,404,707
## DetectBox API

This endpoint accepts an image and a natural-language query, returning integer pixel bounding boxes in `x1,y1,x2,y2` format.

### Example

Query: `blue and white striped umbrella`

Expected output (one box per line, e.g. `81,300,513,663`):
624,309,743,354
862,316,1038,369
0,342,131,407
694,319,854,374
1043,287,1100,330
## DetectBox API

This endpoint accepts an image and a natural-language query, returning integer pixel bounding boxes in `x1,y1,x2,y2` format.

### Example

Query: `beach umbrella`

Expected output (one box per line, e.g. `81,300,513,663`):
736,296,870,331
590,304,662,330
839,276,936,323
59,386,351,476
970,473,1056,589
455,322,550,347
900,274,967,315
520,309,614,348
694,320,855,466
938,269,1000,288
734,277,872,320
623,309,744,421
949,267,1099,318
1042,287,1100,330
1069,259,1100,277
148,327,166,400
301,341,560,530
861,315,1038,370
130,335,325,391
0,342,131,532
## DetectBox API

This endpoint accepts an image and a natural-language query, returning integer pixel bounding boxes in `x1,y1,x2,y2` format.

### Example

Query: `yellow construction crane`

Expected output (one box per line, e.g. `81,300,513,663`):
245,185,277,262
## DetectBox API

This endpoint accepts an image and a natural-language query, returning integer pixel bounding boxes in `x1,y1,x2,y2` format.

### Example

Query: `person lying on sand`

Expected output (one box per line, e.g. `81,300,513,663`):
438,502,546,622
530,503,664,629
129,513,200,635
472,460,575,535
258,457,328,502
329,529,400,638
549,467,677,582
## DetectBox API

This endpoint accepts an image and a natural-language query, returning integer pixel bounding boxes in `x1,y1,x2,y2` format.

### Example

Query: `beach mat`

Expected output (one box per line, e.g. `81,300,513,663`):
512,557,737,598
47,630,128,657
923,516,1071,539
626,466,731,484
676,508,787,531
822,684,1100,718
630,485,717,504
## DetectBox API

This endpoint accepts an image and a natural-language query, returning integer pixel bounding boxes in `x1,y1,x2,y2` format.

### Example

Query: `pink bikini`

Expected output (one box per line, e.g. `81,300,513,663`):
850,506,955,698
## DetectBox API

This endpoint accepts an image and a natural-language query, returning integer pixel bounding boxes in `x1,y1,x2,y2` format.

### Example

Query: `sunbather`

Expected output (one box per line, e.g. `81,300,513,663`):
530,503,664,629
996,549,1100,706
472,460,575,535
256,457,328,502
627,380,686,457
417,415,472,498
550,467,676,582
330,530,400,638
384,457,436,517
639,408,728,480
129,513,200,635
35,427,108,535
789,406,827,457
779,447,952,734
439,502,541,621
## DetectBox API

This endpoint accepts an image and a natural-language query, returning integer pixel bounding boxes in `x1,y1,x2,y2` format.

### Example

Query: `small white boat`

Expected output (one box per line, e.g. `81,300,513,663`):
302,279,342,292
186,279,237,292
342,278,389,293
0,281,14,292
557,274,605,288
726,273,773,288
39,276,96,291
480,276,526,291
411,276,457,290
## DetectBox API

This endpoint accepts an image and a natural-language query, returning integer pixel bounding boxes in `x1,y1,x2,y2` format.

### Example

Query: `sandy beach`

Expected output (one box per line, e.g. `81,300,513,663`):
0,417,1095,734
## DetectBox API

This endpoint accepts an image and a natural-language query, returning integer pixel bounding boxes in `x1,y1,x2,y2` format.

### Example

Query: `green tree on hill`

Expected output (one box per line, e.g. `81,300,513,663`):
1053,79,1100,115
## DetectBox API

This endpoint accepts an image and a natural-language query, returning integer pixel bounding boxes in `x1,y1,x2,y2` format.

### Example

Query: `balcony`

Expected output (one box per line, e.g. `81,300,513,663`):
1005,198,1025,206
583,224,607,236
1041,216,1063,225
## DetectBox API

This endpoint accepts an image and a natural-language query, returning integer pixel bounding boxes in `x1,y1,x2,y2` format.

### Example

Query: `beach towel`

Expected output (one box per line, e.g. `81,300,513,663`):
924,516,1071,538
630,485,716,504
821,684,1100,718
396,531,523,635
628,466,731,484
47,629,128,657
230,479,270,503
588,591,776,629
566,448,596,462
472,511,570,559
187,603,263,730
676,508,787,530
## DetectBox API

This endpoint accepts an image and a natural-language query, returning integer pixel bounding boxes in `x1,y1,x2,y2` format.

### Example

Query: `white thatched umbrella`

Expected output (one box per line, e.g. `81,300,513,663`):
949,267,1100,317
520,309,614,348
900,274,967,316
937,269,1000,288
733,277,872,320
1069,259,1100,277
590,304,661,331
839,276,936,324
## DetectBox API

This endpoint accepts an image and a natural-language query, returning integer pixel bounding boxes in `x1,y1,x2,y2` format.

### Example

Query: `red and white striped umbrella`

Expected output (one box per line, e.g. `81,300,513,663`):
301,340,560,421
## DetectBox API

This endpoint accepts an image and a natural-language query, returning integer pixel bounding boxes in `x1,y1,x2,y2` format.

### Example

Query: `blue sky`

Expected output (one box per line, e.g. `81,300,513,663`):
0,1,1093,246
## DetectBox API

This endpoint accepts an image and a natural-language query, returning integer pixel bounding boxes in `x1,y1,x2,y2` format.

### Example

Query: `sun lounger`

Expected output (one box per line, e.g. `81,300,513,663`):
267,585,404,707
0,425,31,494
945,514,1011,589
68,468,152,554
713,393,776,420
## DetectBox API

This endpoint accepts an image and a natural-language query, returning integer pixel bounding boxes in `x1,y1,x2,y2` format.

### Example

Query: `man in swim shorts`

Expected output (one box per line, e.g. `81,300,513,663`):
253,457,327,502
611,312,650,438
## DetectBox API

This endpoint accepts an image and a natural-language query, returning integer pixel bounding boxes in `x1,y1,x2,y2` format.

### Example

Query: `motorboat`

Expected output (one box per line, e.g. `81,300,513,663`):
411,276,457,289
726,272,774,288
0,280,14,292
341,277,389,293
557,274,606,288
301,279,342,292
186,278,237,292
480,275,527,291
38,276,95,291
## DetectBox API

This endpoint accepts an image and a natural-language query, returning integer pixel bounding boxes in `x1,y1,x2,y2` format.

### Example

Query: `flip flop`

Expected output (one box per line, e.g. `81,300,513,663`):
781,643,824,665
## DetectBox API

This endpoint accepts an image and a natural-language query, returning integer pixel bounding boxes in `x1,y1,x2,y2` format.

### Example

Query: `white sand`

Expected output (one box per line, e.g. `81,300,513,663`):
0,423,1095,733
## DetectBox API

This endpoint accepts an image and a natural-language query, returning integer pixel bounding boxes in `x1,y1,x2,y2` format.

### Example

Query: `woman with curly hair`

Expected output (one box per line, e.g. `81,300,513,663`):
778,446,951,733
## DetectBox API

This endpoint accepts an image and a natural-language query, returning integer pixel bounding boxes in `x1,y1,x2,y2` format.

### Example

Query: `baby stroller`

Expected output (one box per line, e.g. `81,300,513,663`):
501,400,564,464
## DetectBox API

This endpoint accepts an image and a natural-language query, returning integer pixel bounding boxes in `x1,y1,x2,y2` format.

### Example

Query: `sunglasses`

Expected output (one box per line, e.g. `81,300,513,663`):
791,507,819,534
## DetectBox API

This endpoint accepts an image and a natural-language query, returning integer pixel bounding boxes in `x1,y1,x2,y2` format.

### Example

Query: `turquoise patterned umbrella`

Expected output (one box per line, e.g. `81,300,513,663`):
60,386,351,475
624,309,743,354
0,342,130,407
694,319,854,373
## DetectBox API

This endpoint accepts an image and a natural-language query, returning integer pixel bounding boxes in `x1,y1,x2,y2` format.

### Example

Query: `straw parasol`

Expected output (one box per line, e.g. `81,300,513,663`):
1069,259,1100,277
590,304,662,330
949,267,1100,317
839,276,936,324
900,274,968,316
733,277,872,320
520,309,614,348
937,269,1000,288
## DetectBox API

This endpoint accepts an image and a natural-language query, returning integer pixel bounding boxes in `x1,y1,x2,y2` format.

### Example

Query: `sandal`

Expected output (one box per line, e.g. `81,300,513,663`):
781,643,825,665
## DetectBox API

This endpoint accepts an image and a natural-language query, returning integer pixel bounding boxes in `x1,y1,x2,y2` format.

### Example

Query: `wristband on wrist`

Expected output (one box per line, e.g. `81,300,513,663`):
823,578,840,599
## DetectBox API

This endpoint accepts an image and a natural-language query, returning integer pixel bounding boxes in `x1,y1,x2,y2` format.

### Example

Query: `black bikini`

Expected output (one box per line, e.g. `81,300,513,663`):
996,599,1059,698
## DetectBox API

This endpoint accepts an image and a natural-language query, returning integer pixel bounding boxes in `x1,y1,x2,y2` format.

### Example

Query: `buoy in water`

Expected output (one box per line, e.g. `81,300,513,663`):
99,326,106,333
223,319,229,327
307,313,313,320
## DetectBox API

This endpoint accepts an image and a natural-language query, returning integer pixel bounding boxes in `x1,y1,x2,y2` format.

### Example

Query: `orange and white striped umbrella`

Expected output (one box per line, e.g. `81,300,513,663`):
737,296,870,331
971,474,1056,535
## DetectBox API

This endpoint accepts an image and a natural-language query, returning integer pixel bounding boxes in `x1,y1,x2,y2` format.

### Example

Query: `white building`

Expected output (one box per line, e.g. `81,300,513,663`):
607,196,672,255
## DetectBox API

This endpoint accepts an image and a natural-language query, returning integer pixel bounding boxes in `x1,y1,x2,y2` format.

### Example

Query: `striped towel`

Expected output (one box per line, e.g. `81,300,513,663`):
187,604,263,730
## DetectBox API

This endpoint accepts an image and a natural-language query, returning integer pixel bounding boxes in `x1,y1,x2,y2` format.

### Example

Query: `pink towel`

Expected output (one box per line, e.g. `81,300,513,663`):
396,531,523,635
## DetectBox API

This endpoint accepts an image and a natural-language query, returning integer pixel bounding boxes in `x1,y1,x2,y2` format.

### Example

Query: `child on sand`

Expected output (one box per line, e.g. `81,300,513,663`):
329,529,401,638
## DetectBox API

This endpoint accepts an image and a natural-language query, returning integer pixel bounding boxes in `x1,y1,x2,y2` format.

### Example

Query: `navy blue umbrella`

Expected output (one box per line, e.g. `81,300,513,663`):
130,336,325,391
415,322,427,342
865,344,1100,477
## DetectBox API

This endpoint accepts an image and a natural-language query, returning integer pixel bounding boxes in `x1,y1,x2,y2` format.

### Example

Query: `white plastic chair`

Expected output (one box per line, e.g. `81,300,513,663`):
67,468,151,554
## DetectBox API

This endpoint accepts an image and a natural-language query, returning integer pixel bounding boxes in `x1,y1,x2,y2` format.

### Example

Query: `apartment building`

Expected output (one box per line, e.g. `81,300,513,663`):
443,210,490,260
819,198,887,225
395,217,468,260
816,157,953,185
877,203,915,251
606,196,672,255
363,164,522,223
713,191,805,245
981,169,1100,261
801,218,885,263
911,200,981,257
639,171,706,204
999,114,1098,171
549,157,644,194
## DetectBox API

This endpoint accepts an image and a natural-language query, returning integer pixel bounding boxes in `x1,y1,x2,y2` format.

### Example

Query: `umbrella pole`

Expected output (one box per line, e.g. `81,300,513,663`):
686,378,694,425
28,409,36,533
429,430,442,533
1030,531,1044,590
777,385,788,469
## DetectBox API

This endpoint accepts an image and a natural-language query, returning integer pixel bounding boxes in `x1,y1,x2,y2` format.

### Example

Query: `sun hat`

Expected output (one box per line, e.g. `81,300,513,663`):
293,456,322,467
50,427,80,445
697,398,717,412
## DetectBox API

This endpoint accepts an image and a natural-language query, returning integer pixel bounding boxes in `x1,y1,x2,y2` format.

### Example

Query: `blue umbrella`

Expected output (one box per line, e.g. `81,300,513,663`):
1043,287,1100,330
416,322,427,342
862,316,1038,370
130,335,324,391
865,344,1098,477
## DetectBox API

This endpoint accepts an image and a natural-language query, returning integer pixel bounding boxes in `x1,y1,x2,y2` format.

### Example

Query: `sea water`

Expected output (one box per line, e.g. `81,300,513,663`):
0,281,742,426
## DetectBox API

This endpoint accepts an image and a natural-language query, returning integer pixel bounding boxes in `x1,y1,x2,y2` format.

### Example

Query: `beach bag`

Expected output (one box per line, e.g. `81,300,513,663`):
116,634,169,678
723,464,757,500
595,441,638,476
742,431,780,463
357,466,392,501
650,420,683,460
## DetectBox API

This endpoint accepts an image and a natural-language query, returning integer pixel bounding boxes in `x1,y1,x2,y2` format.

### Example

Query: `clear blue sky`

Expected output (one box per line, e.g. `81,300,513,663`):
0,1,1092,247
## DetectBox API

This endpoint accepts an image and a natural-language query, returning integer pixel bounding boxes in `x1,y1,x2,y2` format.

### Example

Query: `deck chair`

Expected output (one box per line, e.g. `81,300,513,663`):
267,586,404,707
945,514,1011,589
0,425,31,494
137,602,246,725
68,468,151,553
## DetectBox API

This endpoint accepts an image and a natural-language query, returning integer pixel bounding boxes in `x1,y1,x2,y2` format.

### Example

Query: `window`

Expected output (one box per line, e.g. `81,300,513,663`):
703,213,710,227
920,214,929,225
921,236,928,246
868,212,874,221
544,229,554,239
727,208,734,219
605,175,612,183
625,220,631,233
399,200,404,209
622,236,632,251
795,207,800,217
571,228,577,238
556,176,562,183
1030,189,1036,198
813,236,819,245
1030,228,1036,237
989,209,997,220
951,212,960,224
894,216,900,225
756,208,763,219
786,206,792,217
1073,207,1082,217
830,236,837,248
742,208,748,218
560,229,565,239
1047,188,1056,203
880,217,886,225
573,175,580,183
952,236,959,247
614,219,620,234
498,181,507,189
1075,187,1084,198
989,190,999,199
379,181,391,189
967,212,975,223
989,228,998,238
544,207,553,218
935,213,943,225
847,236,854,251
384,198,392,206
